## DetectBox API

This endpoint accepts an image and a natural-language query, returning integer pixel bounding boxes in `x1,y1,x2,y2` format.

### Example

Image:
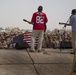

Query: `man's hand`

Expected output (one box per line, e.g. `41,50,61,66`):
23,19,28,22
59,22,70,26
23,19,33,24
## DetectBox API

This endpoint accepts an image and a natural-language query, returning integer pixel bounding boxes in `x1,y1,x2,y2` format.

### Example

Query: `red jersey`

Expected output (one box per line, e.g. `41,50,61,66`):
31,12,48,30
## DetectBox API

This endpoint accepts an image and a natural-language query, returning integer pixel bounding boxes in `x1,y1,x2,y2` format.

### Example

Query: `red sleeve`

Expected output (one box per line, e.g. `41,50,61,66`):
31,13,36,23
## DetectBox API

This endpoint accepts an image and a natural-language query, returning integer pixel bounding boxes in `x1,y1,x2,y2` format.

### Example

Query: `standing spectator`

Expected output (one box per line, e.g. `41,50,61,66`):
23,6,48,52
70,9,76,74
64,9,76,74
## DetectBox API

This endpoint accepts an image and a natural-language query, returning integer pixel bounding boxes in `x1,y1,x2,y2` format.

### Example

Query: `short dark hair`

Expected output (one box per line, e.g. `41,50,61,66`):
38,6,43,12
71,9,76,15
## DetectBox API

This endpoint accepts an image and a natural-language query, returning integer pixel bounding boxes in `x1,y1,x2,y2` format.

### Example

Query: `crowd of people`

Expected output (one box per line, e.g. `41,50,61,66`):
43,29,72,49
0,27,23,49
0,27,72,49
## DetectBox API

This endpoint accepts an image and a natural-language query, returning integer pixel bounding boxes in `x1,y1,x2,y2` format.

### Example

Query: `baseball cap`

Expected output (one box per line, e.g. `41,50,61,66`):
71,9,76,14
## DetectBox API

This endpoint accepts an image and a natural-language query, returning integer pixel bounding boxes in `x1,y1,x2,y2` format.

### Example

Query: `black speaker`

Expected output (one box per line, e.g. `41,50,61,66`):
60,41,72,49
15,42,30,50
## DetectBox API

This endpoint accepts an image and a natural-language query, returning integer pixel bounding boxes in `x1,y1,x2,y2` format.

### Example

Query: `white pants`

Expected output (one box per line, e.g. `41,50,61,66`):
31,30,44,50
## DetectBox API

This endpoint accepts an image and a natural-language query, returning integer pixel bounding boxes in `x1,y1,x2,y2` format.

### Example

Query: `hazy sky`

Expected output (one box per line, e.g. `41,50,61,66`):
0,0,76,30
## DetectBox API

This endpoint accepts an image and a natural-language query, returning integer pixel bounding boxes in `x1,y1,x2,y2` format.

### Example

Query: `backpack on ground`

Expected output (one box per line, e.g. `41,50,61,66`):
15,42,30,50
